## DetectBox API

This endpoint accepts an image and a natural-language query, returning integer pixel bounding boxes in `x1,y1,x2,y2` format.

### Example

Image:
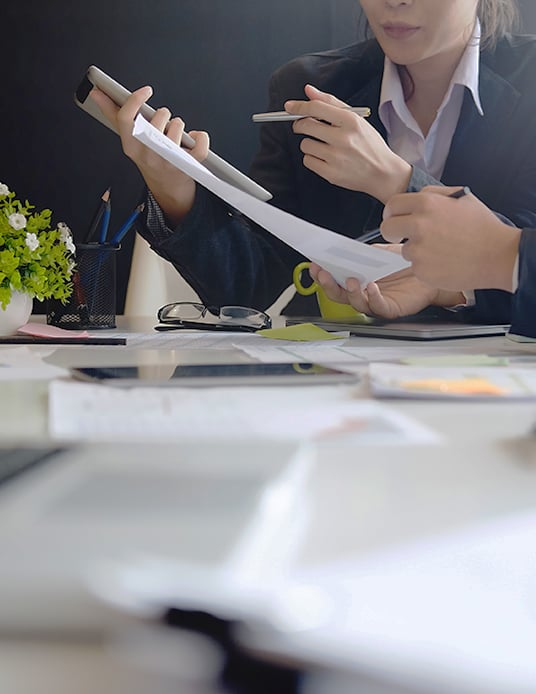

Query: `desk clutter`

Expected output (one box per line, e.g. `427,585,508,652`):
2,319,536,694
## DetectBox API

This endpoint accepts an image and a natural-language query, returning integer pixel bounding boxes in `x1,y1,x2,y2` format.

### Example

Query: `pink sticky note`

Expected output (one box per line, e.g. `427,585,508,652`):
17,322,90,339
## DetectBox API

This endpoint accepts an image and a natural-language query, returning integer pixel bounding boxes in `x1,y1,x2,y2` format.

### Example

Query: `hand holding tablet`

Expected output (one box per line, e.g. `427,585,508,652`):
75,65,272,201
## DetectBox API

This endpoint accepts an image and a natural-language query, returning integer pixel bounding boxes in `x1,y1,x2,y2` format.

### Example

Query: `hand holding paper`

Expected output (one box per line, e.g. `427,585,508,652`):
132,115,409,287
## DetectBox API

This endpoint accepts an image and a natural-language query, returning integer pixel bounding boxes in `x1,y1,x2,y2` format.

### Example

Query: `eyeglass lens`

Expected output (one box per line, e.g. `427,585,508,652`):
158,302,271,329
159,302,207,321
219,306,271,328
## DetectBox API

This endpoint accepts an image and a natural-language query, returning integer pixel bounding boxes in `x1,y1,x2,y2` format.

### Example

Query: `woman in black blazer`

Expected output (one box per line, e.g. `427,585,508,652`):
91,0,533,324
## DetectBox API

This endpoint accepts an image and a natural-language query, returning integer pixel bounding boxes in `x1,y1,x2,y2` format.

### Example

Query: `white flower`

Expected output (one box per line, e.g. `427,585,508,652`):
65,237,76,254
67,260,76,276
8,212,27,230
0,183,9,196
25,232,39,251
58,222,72,242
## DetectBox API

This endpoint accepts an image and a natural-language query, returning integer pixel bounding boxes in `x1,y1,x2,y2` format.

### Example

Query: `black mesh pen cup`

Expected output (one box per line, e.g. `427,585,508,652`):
47,243,120,329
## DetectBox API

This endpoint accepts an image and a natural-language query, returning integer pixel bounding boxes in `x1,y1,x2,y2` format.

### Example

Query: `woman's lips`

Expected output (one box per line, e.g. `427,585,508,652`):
382,23,420,40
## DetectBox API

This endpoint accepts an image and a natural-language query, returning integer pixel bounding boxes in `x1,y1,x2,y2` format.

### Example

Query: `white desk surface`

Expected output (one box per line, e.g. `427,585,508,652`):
1,316,536,694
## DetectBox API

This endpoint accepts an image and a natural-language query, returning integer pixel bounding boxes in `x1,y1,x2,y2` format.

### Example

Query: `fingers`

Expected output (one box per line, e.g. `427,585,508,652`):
360,281,393,318
115,85,153,130
382,191,425,220
315,270,372,315
344,277,373,314
165,117,186,146
384,186,474,220
316,268,348,303
303,84,348,108
381,215,414,244
283,84,357,128
421,184,465,197
89,87,120,119
150,106,172,131
308,262,322,281
186,130,210,162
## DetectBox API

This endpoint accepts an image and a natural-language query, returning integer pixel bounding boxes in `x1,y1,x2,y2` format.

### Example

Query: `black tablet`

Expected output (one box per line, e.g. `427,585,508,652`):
70,362,359,387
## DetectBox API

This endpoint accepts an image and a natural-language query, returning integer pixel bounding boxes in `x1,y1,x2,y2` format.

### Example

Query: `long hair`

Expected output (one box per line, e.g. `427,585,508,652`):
479,0,519,48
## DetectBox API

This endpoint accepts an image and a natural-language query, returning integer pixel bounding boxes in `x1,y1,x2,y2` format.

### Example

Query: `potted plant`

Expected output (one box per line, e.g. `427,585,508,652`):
0,182,75,334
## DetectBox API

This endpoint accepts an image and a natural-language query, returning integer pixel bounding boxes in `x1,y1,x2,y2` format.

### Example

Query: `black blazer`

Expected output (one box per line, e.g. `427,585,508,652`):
512,228,536,338
145,34,536,322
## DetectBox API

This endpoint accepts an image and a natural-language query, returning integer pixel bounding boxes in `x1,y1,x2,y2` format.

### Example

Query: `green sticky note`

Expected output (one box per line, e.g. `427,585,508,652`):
257,323,344,341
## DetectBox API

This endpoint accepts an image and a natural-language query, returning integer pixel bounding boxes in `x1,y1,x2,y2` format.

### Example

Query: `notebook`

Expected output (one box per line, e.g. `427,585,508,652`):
285,317,510,340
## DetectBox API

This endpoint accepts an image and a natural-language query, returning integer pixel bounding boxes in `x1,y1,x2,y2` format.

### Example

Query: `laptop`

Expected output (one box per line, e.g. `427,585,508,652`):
285,316,510,340
0,441,305,632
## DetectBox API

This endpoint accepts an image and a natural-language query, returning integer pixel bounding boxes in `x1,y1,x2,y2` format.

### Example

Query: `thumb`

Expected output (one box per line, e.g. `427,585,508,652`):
304,84,348,108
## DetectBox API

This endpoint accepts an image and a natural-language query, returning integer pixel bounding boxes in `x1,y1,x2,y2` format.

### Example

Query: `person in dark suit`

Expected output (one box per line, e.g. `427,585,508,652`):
363,185,535,339
90,0,533,323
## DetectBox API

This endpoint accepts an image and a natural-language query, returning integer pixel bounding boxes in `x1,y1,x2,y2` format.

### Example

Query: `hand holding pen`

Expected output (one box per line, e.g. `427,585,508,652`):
380,185,519,293
357,187,471,244
272,84,411,203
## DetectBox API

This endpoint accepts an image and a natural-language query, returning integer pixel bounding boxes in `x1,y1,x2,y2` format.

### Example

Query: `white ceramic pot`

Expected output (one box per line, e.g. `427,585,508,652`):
0,290,33,336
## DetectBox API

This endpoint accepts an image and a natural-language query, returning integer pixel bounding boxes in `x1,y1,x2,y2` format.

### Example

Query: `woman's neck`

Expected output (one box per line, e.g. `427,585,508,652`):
401,41,469,137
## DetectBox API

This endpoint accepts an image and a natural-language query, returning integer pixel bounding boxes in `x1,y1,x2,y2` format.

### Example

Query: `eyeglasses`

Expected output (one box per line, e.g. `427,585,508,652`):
156,302,272,332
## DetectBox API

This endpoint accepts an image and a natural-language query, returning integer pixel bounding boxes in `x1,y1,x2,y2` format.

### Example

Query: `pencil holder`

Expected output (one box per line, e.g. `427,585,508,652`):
47,243,120,330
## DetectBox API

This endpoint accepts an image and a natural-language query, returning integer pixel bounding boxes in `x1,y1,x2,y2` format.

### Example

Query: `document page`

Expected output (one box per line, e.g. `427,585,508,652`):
132,115,409,286
369,363,536,399
48,381,437,444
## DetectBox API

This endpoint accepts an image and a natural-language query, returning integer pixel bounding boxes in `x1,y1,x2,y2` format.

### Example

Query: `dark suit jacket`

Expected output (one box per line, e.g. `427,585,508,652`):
143,34,536,324
511,228,536,338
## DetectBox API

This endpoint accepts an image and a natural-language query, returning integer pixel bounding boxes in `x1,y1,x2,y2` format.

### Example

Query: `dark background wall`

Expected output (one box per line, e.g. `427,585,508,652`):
2,1,535,312
2,0,361,312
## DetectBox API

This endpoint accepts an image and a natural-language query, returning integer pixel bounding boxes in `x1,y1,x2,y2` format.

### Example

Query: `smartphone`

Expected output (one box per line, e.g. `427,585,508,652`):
70,362,359,387
74,65,272,202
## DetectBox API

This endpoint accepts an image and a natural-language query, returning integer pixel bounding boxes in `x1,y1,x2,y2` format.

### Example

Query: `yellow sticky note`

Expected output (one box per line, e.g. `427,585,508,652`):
257,323,343,341
400,376,506,396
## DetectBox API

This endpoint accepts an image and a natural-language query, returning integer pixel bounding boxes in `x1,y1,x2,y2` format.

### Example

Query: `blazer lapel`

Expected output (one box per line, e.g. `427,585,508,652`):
442,63,521,186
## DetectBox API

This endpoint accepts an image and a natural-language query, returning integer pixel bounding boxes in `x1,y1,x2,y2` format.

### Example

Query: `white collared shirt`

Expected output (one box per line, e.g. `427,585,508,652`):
378,21,483,180
377,22,514,304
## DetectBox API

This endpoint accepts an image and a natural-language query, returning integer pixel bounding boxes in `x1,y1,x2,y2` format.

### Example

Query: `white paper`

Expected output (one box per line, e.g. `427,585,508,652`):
369,363,536,399
264,508,536,693
48,381,437,444
132,115,410,286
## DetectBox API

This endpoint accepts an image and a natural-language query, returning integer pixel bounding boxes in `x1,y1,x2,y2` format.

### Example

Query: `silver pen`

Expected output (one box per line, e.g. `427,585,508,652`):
252,106,371,123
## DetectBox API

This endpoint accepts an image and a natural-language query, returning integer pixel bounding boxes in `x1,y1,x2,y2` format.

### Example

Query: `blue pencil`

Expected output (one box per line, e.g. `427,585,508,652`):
85,187,111,243
109,203,145,245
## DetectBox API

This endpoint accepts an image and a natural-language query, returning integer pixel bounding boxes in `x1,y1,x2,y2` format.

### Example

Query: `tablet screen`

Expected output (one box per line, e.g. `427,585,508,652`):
71,362,358,387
